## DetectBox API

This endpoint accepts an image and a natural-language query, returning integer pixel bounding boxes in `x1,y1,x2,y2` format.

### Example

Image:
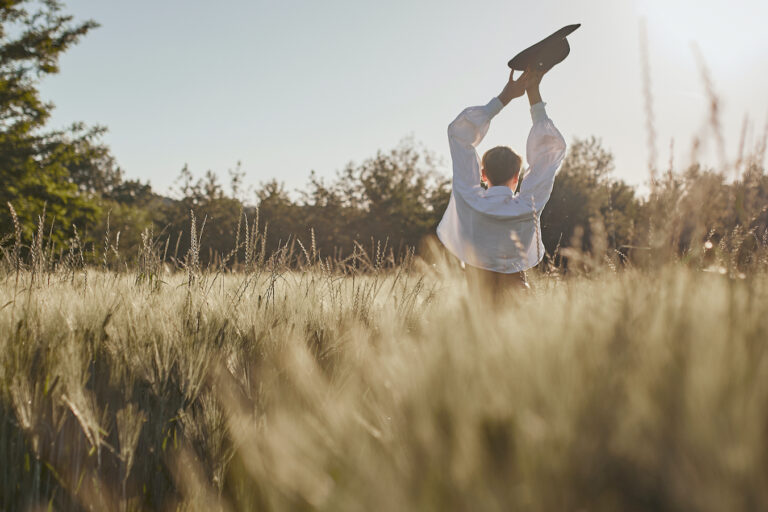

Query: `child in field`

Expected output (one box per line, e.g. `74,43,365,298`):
436,67,566,295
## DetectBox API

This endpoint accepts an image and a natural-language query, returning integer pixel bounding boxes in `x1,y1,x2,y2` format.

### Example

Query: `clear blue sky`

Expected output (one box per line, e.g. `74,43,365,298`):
39,0,768,199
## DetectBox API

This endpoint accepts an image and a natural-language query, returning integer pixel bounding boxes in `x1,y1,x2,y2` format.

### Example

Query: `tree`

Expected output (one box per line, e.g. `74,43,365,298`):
255,179,302,256
540,137,640,260
0,0,108,242
296,139,450,260
354,140,450,252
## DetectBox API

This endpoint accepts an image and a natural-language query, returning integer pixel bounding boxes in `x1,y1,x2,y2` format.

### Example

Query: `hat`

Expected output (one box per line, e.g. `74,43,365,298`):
508,24,581,72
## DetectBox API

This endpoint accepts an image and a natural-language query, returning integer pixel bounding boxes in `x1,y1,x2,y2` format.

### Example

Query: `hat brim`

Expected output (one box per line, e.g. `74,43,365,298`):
508,24,581,72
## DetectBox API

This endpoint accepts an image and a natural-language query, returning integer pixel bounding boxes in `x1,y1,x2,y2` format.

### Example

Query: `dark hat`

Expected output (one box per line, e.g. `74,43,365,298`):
508,24,581,72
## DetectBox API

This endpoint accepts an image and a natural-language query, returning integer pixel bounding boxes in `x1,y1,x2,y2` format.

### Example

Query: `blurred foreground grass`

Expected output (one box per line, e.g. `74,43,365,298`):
1,263,768,511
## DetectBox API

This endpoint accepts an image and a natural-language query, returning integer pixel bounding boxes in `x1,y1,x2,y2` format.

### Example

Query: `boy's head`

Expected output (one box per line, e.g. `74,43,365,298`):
481,146,521,189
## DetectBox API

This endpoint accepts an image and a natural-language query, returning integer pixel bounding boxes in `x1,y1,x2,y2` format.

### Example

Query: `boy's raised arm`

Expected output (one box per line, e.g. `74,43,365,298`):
447,71,530,193
498,69,530,106
518,70,567,210
525,69,544,106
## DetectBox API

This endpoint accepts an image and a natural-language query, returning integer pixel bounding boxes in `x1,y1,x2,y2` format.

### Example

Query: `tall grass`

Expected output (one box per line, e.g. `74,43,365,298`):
0,219,767,510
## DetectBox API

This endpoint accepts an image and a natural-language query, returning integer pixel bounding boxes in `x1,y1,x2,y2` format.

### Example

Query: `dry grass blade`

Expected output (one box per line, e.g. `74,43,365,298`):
639,19,658,191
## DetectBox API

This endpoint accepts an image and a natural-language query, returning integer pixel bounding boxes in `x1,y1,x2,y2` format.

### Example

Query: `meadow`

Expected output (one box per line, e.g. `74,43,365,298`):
1,1,767,510
2,231,768,511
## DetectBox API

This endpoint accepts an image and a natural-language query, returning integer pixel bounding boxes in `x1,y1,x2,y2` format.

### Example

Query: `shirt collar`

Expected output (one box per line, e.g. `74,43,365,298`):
484,185,515,198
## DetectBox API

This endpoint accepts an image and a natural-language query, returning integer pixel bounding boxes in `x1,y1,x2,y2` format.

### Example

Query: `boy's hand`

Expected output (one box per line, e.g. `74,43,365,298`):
525,67,544,106
526,68,544,91
498,69,530,105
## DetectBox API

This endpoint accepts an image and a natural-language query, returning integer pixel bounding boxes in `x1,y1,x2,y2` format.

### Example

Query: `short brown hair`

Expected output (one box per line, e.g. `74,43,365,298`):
482,146,521,186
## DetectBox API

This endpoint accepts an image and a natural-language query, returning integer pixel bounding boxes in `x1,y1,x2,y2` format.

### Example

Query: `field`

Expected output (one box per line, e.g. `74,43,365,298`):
2,249,768,511
3,1,768,510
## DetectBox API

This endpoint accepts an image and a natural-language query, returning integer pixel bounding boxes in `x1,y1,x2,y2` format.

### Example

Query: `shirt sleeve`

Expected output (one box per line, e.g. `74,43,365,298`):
447,97,505,194
518,102,567,211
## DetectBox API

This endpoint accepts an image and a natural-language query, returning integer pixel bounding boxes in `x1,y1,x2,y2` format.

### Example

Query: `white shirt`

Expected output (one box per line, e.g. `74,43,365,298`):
436,97,566,273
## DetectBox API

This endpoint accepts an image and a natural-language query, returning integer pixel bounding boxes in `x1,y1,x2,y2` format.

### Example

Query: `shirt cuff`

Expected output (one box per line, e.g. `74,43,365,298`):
530,101,548,123
486,97,505,117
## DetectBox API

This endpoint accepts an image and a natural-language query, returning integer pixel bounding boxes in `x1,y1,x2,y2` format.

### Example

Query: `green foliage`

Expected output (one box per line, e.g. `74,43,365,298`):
647,162,768,253
143,140,450,268
0,0,107,242
157,164,250,266
73,132,766,274
539,137,768,268
296,139,450,259
540,137,641,258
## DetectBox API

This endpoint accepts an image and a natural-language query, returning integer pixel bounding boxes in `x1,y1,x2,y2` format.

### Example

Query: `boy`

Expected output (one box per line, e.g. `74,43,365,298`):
437,67,566,294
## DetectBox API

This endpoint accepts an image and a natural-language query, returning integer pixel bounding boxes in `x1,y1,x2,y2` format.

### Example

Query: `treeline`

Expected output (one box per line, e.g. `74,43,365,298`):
85,139,453,268
7,133,768,273
1,0,767,272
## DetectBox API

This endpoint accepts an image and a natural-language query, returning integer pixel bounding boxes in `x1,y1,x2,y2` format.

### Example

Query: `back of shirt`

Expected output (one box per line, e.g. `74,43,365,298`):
436,98,566,273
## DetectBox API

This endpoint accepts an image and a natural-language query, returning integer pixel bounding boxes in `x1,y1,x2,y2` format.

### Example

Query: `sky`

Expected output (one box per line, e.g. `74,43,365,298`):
39,0,768,200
